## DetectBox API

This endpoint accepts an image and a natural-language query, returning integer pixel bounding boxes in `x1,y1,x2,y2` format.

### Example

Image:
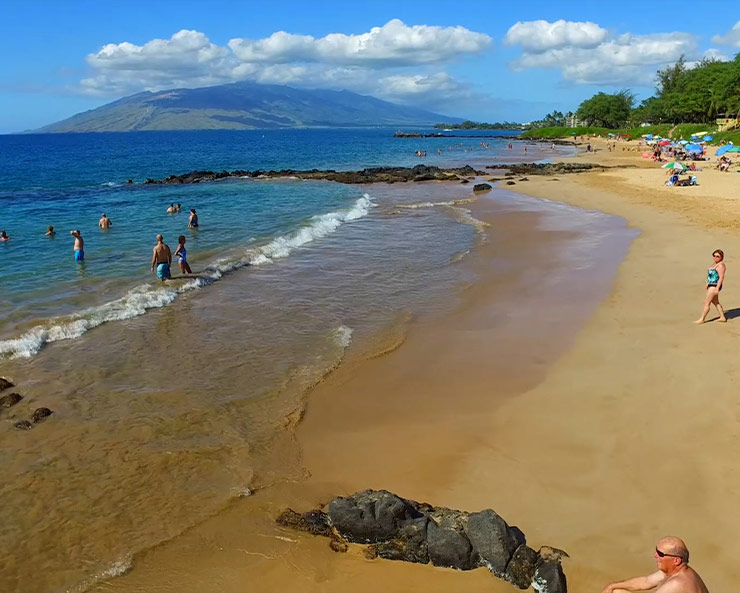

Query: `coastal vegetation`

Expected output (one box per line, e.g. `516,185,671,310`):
522,53,740,140
433,120,524,130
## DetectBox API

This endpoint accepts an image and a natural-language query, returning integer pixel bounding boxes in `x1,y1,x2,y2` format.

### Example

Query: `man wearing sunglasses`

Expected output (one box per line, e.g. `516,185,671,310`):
601,536,708,593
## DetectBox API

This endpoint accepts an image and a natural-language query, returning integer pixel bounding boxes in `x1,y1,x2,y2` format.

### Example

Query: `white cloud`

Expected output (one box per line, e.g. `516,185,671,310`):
712,21,740,47
78,21,491,111
506,20,699,86
228,19,491,66
504,19,607,53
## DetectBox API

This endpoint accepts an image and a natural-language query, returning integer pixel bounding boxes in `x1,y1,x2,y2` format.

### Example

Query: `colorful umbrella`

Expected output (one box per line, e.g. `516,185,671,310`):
703,135,714,141
685,143,703,153
662,162,687,170
724,146,740,153
678,140,689,144
659,140,672,145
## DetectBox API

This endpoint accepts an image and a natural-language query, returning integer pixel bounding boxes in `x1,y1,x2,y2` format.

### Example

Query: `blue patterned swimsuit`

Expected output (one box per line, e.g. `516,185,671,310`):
707,268,720,288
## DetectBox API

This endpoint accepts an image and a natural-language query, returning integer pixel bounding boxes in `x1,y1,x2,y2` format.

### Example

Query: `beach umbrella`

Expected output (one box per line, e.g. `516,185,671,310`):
716,145,731,156
662,162,686,170
724,146,740,153
678,139,689,144
685,143,703,153
703,135,714,141
659,140,672,146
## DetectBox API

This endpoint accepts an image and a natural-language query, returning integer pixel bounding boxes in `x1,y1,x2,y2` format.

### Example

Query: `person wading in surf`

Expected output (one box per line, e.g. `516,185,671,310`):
151,234,172,282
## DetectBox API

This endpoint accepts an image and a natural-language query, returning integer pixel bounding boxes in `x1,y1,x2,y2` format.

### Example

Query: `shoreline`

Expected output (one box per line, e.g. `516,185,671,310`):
95,179,636,592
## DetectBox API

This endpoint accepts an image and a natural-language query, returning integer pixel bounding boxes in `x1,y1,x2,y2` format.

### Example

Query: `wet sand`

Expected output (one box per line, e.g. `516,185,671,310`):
98,185,634,592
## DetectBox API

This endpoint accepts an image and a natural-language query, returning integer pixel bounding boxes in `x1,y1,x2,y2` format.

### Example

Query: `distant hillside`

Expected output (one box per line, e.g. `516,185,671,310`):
33,82,462,133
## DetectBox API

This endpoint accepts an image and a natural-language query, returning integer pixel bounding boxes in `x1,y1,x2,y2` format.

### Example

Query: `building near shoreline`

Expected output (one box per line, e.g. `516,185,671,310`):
716,116,738,132
565,113,585,128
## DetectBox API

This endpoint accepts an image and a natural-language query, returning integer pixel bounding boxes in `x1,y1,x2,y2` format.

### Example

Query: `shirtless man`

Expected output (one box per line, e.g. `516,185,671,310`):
98,213,112,229
166,203,176,214
151,234,172,282
601,537,708,593
70,230,84,262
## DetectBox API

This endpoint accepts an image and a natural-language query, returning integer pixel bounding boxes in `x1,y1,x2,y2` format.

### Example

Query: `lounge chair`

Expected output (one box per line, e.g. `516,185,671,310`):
665,174,679,186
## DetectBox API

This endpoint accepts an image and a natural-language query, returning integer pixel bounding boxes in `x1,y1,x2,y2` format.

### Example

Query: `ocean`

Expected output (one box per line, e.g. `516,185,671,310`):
0,128,580,592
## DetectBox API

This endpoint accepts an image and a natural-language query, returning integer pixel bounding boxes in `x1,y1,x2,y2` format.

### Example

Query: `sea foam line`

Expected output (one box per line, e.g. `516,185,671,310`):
0,195,374,360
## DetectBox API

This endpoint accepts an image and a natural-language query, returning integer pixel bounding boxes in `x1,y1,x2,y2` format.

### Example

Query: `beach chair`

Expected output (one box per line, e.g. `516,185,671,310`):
665,174,679,186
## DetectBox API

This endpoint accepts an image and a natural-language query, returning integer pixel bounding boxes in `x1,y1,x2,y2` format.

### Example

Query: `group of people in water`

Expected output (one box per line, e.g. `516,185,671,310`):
1,204,201,282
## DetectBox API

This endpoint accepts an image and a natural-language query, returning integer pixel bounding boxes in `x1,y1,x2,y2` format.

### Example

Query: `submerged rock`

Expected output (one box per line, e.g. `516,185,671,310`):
0,392,22,408
473,183,492,192
32,408,53,423
0,378,14,392
14,420,33,431
506,181,516,185
276,508,331,537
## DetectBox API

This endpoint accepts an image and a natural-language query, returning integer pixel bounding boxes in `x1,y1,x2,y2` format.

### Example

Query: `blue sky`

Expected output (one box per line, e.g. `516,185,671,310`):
2,0,740,133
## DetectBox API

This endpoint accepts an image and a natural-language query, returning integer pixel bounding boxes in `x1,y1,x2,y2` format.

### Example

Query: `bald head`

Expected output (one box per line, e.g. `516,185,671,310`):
658,536,689,564
156,234,163,242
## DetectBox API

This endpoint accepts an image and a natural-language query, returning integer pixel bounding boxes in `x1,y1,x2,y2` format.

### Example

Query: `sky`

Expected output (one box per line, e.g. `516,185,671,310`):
2,0,740,133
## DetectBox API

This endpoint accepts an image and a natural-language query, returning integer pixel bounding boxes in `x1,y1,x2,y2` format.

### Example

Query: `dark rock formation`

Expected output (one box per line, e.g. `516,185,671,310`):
519,177,529,181
0,378,14,392
32,408,53,423
460,179,469,184
143,165,484,186
277,490,567,592
14,420,32,430
276,508,331,537
486,162,632,176
506,181,516,185
473,183,492,192
506,545,540,588
0,392,22,408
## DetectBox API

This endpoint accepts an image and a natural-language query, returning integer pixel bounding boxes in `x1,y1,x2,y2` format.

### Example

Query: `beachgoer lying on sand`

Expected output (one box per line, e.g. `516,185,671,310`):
695,249,726,324
601,536,708,593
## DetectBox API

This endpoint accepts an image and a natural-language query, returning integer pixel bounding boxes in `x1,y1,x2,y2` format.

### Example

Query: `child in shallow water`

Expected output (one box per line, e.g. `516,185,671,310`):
174,235,192,275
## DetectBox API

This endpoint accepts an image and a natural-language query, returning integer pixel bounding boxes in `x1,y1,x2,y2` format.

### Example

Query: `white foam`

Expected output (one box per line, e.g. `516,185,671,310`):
334,325,353,349
397,198,475,209
0,195,374,360
66,555,133,593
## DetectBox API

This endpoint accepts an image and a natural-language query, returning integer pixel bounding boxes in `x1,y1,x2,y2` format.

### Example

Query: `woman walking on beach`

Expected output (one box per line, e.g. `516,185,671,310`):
695,249,727,324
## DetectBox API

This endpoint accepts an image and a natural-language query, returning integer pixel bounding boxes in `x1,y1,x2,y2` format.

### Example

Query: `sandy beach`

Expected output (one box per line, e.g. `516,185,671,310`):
97,141,740,592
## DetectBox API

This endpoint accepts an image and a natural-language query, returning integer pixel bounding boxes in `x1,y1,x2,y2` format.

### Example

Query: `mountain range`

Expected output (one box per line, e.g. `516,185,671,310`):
33,82,461,133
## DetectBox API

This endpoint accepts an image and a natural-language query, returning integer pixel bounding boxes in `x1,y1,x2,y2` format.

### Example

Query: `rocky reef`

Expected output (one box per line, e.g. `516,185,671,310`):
488,162,629,175
1,377,54,430
144,165,485,186
277,489,567,592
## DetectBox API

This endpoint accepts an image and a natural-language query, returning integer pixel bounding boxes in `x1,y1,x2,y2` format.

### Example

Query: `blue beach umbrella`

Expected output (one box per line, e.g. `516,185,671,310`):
678,139,689,144
716,145,731,156
685,143,703,153
703,135,714,141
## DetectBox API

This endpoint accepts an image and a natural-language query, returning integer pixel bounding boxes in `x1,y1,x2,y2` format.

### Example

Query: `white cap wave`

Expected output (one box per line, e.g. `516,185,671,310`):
0,195,374,360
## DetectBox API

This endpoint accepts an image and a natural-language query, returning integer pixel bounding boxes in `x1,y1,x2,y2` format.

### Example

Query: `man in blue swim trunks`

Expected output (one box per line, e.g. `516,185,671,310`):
70,230,84,262
151,234,172,281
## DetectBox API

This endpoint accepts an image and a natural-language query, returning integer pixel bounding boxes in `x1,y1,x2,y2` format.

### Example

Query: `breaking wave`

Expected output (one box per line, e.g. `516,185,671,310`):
0,195,374,359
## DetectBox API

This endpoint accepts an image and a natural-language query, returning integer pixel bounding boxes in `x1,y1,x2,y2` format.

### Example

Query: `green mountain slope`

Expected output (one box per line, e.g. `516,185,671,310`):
33,82,461,132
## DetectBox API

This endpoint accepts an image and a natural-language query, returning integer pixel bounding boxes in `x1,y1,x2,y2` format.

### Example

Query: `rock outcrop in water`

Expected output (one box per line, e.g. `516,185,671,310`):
0,392,23,409
0,377,14,391
488,162,631,175
144,165,484,186
276,489,568,592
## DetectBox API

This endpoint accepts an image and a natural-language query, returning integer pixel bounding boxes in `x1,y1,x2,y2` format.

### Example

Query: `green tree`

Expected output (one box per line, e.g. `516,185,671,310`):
576,90,635,128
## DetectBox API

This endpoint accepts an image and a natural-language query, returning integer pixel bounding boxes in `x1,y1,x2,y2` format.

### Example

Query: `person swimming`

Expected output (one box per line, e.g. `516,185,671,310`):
45,225,55,237
174,235,192,275
0,230,10,242
166,203,176,214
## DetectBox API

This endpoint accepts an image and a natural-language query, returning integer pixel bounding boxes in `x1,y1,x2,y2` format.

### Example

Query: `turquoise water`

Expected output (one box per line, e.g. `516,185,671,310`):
0,128,543,358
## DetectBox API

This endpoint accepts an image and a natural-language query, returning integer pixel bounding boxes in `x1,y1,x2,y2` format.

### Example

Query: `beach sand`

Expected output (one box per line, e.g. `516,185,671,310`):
100,142,740,592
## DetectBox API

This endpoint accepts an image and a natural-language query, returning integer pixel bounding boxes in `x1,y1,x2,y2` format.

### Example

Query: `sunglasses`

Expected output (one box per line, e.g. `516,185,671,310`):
656,548,682,559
